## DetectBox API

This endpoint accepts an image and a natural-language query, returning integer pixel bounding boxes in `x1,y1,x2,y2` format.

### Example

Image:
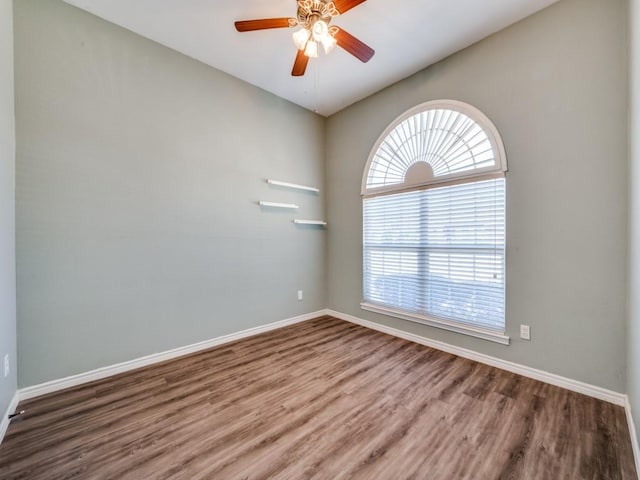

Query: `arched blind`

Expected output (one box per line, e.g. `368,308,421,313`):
361,100,508,343
362,100,507,196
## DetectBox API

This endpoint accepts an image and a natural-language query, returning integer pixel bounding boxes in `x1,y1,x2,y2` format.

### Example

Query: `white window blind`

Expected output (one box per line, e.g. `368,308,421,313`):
362,101,508,341
366,108,497,190
363,178,506,333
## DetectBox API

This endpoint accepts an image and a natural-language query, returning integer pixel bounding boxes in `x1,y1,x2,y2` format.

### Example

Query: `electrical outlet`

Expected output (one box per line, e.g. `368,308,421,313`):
3,354,9,378
297,290,303,301
520,325,531,341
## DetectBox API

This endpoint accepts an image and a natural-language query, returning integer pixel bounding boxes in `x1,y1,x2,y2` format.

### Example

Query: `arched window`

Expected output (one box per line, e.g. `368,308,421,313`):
361,100,508,344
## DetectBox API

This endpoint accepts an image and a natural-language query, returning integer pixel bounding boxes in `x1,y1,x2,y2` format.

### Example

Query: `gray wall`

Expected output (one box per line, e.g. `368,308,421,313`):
14,0,326,387
11,0,632,398
326,0,628,392
629,0,640,448
0,0,16,414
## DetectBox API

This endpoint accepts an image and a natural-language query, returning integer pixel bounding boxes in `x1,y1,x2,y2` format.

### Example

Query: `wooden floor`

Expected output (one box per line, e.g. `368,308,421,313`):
0,316,636,479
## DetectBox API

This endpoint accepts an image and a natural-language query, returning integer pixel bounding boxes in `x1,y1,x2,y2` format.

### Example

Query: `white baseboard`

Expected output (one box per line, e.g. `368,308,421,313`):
15,307,627,408
326,309,626,406
0,391,19,445
19,310,327,402
625,397,640,476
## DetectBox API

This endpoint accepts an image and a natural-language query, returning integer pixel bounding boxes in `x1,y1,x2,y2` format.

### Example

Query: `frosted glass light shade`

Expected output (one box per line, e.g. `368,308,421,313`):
321,35,336,54
292,28,310,50
312,20,328,41
304,39,318,58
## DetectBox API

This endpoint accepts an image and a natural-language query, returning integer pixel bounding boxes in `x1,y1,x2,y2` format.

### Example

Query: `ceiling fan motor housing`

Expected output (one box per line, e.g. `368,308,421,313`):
296,0,337,29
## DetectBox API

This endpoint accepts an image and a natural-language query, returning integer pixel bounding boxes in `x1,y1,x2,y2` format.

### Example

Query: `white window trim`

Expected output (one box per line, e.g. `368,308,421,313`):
361,302,510,345
361,99,508,343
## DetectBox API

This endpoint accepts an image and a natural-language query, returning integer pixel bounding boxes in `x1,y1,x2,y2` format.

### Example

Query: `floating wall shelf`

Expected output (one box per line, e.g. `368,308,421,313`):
293,219,327,226
266,179,319,193
258,201,299,209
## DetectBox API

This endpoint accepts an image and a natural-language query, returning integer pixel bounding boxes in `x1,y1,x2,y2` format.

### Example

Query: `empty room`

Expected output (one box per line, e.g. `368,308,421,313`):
1,0,640,478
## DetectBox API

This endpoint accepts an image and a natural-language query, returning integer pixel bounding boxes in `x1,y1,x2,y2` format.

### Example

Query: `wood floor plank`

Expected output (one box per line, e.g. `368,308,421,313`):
0,316,636,479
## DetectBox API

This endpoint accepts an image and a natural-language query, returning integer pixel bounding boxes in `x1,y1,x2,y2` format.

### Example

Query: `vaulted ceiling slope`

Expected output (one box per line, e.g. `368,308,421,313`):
63,0,560,116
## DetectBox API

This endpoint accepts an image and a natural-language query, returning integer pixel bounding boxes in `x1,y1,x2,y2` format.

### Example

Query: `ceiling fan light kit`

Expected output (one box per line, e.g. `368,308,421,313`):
234,0,374,76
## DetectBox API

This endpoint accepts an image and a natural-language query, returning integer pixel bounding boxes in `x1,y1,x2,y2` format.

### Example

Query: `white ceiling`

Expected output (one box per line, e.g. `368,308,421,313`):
63,0,559,117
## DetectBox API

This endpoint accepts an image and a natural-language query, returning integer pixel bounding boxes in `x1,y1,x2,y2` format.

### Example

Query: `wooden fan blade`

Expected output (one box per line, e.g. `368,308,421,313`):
334,27,374,63
332,0,366,14
292,49,309,76
235,18,294,32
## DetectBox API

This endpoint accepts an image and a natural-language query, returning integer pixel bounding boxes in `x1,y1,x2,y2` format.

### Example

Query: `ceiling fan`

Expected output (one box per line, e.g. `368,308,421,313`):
235,0,375,77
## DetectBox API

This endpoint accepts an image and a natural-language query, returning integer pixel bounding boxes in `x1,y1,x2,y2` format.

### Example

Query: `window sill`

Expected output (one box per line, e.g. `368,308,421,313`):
360,302,510,345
